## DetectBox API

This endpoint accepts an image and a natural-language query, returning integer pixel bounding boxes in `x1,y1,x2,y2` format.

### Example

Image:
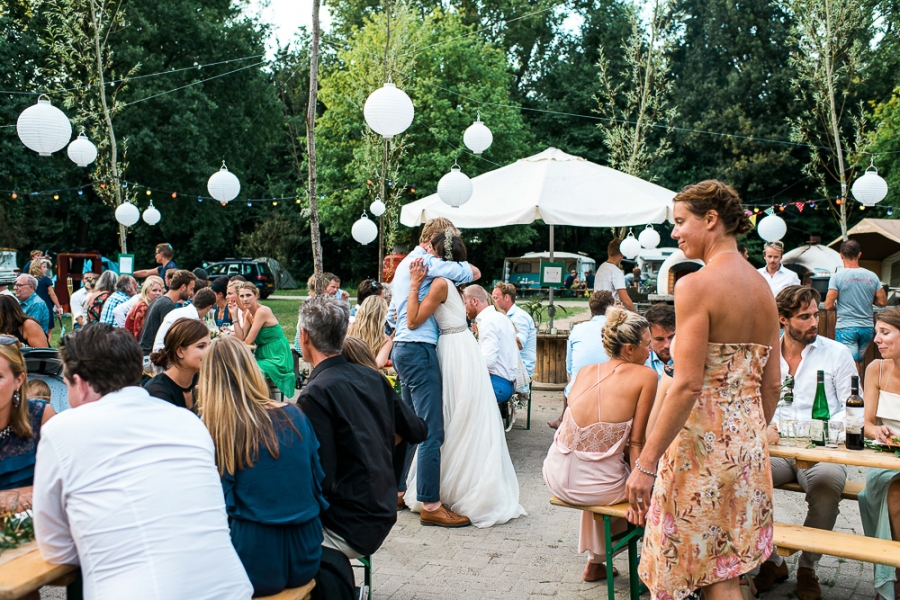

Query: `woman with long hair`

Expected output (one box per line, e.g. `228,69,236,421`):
859,306,900,600
347,295,392,369
87,271,117,324
124,276,165,340
0,339,56,512
198,336,326,597
226,280,245,328
543,307,656,582
625,181,781,600
28,261,62,334
343,335,381,371
209,276,234,329
230,282,294,398
144,318,210,410
0,296,49,348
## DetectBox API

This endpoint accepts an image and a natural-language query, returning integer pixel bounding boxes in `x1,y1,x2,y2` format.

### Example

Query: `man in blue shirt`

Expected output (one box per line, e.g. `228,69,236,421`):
100,276,137,325
644,303,675,380
15,274,50,334
133,243,177,280
491,282,536,379
549,291,615,429
390,218,479,527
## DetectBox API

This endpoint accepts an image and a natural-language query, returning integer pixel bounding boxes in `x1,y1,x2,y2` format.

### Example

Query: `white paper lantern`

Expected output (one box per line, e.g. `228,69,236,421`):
619,232,642,259
363,82,414,139
207,161,241,203
758,214,787,242
437,164,473,207
851,164,889,207
351,212,378,245
115,202,140,227
142,204,161,226
463,114,493,155
638,225,661,249
67,132,98,167
17,95,72,156
369,197,386,217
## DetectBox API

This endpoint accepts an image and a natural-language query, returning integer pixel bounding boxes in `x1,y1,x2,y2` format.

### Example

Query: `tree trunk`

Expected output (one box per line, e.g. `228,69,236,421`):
306,0,324,294
89,0,127,254
824,0,849,240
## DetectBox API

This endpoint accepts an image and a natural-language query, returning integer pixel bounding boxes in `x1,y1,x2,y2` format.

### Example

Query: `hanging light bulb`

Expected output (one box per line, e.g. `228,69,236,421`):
363,82,414,139
17,95,72,156
463,113,493,155
67,131,98,167
888,207,894,216
351,211,378,245
437,163,473,207
115,203,140,227
370,196,386,217
619,230,642,259
638,225,660,249
142,203,161,225
851,158,889,206
207,161,241,203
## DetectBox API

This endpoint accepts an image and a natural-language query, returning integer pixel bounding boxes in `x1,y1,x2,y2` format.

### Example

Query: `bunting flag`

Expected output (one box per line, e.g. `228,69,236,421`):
749,214,758,227
764,207,775,216
794,202,805,213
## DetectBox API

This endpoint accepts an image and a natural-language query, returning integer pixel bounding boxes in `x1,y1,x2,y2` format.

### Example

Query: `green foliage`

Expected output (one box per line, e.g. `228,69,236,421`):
869,87,900,209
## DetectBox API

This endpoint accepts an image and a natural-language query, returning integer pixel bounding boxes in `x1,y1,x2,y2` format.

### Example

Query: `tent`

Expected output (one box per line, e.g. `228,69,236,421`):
827,219,900,261
400,148,676,327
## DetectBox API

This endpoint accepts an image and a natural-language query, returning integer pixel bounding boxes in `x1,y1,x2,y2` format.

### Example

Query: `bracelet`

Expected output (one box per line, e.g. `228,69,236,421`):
635,459,658,478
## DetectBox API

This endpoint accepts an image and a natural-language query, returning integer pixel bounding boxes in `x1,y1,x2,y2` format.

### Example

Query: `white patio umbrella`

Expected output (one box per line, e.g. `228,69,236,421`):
400,147,676,328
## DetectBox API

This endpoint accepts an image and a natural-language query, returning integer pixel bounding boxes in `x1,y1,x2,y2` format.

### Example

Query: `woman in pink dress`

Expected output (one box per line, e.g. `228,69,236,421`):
625,180,782,600
543,307,657,581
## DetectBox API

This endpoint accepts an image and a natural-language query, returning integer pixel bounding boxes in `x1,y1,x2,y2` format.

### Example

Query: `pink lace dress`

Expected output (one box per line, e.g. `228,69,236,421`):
543,366,633,562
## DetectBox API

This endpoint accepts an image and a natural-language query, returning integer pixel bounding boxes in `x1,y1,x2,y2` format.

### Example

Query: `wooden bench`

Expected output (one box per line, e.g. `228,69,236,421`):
549,497,644,600
774,522,900,568
0,544,78,600
775,480,865,501
257,580,316,600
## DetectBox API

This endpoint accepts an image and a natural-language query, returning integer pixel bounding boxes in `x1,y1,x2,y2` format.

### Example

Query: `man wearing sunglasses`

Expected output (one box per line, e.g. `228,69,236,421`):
758,241,800,296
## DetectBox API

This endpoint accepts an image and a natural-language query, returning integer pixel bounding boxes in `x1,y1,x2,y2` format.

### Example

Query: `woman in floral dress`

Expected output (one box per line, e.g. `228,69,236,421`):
625,180,782,600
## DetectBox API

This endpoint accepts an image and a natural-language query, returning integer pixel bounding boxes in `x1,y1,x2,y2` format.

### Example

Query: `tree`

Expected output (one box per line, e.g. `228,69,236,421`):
867,87,900,211
785,0,873,239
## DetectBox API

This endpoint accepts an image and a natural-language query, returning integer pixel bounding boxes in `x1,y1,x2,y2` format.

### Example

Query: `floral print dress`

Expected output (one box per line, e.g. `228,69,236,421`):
639,343,774,599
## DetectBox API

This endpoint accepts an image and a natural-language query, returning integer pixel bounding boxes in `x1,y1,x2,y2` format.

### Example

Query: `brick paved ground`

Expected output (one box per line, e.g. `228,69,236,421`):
40,390,882,600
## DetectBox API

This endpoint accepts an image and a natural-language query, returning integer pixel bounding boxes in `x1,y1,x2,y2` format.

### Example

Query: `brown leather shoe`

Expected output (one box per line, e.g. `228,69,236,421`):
397,495,407,511
752,559,789,593
795,567,822,600
420,504,471,528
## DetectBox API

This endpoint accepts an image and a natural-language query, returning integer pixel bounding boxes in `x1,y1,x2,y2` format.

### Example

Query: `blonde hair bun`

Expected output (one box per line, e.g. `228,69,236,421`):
602,307,649,358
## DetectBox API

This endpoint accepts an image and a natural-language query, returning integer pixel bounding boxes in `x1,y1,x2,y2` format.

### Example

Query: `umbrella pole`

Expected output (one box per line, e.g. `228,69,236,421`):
548,225,555,332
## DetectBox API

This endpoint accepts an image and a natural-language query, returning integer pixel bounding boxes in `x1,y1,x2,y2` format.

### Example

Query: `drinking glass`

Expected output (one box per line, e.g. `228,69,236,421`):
778,418,796,447
794,421,811,445
827,421,844,449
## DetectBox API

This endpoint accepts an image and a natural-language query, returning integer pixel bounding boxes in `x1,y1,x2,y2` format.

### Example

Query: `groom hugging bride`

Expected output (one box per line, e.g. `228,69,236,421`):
391,218,526,528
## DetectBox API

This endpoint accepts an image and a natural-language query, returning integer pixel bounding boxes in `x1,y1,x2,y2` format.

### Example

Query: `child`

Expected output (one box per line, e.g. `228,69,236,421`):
27,379,52,401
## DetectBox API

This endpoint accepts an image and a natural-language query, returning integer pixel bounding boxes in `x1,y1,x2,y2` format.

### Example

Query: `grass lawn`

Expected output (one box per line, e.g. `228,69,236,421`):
262,298,302,342
534,304,587,324
269,288,307,297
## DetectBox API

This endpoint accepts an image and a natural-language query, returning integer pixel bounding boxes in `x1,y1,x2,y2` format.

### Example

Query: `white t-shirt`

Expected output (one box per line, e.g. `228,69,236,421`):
112,294,141,328
69,287,88,323
152,304,199,352
33,387,252,600
594,262,626,293
475,307,520,381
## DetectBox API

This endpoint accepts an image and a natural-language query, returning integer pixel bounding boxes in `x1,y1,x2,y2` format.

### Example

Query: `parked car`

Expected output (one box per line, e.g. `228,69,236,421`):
205,258,275,298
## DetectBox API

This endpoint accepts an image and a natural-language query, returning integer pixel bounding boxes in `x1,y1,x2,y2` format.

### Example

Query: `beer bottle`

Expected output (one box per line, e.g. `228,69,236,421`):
810,370,830,446
845,375,865,451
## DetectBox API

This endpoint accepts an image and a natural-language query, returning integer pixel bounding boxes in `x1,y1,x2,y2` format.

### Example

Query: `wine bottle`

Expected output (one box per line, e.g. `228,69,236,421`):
810,370,830,446
845,375,865,451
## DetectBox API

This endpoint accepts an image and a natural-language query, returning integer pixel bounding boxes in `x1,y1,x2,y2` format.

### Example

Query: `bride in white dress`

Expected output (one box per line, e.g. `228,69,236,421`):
403,231,526,527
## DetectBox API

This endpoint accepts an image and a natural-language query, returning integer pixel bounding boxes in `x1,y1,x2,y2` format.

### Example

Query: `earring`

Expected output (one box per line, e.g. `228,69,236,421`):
12,390,20,409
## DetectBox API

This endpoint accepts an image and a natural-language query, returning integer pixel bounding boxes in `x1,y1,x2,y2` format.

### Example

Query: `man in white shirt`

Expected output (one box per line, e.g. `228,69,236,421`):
758,240,801,296
69,273,97,330
755,285,857,600
464,285,519,410
593,239,636,312
152,288,216,352
33,324,252,600
491,282,536,379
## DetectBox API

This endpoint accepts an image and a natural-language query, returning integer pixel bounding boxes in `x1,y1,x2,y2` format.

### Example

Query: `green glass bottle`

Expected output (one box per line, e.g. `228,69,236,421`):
810,370,830,446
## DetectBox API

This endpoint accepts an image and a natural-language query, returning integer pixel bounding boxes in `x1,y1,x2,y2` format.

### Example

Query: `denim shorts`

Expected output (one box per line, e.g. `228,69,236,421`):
835,327,875,361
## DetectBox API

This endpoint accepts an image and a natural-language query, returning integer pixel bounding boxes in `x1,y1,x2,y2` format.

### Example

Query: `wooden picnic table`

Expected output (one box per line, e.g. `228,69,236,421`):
769,442,900,471
0,541,78,600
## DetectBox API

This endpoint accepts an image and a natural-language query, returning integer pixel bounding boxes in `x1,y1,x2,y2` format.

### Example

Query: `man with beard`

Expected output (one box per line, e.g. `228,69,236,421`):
139,270,197,356
643,303,675,380
754,285,857,600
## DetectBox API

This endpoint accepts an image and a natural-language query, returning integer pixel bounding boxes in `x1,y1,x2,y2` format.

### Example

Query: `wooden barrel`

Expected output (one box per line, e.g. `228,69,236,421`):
534,332,569,390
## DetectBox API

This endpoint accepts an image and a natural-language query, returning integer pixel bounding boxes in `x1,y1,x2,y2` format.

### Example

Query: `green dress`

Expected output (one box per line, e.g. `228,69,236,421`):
254,324,295,398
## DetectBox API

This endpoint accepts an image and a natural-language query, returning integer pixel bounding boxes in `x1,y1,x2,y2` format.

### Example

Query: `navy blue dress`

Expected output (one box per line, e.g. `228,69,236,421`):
0,400,48,490
34,276,55,332
223,403,328,597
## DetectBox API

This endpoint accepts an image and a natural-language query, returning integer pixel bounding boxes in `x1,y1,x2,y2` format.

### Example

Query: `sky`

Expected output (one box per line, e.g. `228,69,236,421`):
248,0,332,49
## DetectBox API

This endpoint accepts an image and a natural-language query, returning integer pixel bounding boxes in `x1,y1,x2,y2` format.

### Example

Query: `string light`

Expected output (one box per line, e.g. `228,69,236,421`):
146,190,152,196
836,199,842,205
198,196,203,202
10,192,16,199
778,205,785,212
53,194,59,200
171,192,177,198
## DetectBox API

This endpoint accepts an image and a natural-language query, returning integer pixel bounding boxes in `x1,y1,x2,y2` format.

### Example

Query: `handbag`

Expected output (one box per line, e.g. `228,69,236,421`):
514,355,530,395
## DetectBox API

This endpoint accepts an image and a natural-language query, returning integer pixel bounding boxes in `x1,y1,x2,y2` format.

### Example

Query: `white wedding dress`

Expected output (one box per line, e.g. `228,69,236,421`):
405,280,526,527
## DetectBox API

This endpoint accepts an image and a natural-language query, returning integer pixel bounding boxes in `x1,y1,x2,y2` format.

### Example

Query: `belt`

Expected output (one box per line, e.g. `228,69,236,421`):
440,325,468,335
